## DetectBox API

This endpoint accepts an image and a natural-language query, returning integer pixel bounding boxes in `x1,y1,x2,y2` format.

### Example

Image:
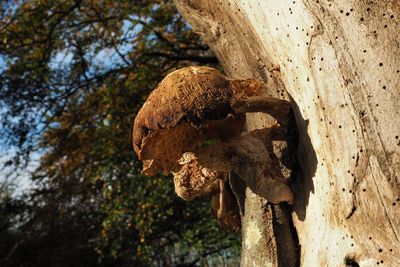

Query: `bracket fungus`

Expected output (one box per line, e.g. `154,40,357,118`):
133,66,294,229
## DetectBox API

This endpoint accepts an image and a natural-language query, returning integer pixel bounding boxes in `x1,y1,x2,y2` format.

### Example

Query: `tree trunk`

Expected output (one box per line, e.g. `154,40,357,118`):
174,0,400,266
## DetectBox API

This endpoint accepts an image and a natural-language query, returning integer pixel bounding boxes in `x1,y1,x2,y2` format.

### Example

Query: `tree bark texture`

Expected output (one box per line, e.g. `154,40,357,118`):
174,1,400,266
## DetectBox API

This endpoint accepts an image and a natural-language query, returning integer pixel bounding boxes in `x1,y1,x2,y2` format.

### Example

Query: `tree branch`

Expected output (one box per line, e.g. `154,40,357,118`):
143,52,218,64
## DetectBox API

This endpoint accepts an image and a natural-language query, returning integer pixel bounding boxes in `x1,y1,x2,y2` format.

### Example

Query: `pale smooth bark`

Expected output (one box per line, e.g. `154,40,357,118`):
174,0,400,266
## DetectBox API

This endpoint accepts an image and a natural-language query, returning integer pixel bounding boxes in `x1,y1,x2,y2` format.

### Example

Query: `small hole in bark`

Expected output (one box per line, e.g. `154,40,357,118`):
383,86,386,89
369,236,372,240
379,62,383,66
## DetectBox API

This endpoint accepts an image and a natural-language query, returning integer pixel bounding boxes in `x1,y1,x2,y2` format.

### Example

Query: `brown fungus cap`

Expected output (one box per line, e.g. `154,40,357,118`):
133,66,245,176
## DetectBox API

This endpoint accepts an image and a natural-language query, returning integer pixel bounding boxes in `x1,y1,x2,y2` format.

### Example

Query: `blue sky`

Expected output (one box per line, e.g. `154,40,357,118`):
0,150,40,196
0,44,35,195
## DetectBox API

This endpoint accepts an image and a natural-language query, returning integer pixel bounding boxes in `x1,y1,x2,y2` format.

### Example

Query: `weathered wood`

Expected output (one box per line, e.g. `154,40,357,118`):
174,0,400,266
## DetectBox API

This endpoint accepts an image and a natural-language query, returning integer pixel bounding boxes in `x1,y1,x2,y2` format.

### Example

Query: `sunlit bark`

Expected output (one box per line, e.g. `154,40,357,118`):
174,1,400,266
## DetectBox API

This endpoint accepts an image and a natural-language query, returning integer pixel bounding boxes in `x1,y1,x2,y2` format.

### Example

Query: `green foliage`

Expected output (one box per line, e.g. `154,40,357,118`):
0,0,239,266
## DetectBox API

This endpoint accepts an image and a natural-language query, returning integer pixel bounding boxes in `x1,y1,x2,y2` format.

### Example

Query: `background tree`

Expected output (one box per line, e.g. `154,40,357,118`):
174,0,400,266
0,0,240,266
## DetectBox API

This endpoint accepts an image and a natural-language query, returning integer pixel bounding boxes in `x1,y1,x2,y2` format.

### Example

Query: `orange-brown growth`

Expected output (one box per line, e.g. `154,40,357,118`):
132,66,293,231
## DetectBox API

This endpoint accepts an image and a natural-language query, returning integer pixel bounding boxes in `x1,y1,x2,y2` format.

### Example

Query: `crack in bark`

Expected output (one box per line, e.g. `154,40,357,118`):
303,0,326,85
369,158,400,242
345,205,357,220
